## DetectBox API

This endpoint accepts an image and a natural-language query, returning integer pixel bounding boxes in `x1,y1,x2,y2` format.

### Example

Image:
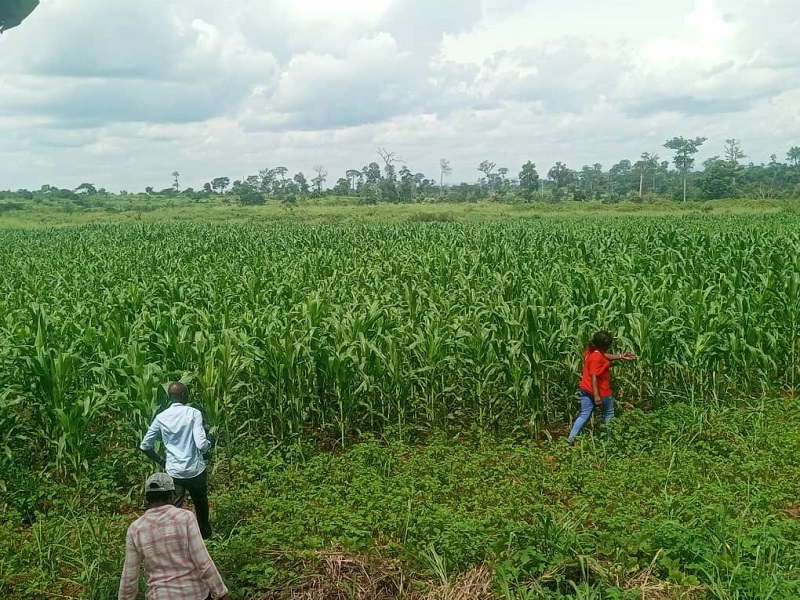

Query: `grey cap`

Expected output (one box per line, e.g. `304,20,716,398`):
145,472,175,492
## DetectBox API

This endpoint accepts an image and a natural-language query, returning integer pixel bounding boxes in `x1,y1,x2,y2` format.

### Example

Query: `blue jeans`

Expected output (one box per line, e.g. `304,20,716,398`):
567,390,614,442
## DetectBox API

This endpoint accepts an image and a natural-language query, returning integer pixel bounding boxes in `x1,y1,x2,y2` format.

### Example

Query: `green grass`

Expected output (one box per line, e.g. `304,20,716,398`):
2,396,800,598
0,195,793,228
0,211,798,598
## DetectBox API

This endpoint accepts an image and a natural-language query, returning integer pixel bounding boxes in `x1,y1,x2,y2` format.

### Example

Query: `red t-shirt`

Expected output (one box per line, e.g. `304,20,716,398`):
579,348,612,397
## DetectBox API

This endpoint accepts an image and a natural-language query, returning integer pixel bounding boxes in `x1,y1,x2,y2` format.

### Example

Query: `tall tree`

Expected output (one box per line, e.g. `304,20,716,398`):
377,149,400,202
663,136,707,201
172,171,180,192
723,139,746,165
293,172,309,196
258,168,274,194
211,177,230,194
362,162,381,185
75,182,97,195
439,158,452,196
547,162,573,186
398,165,415,202
273,166,288,195
609,159,638,198
634,153,658,198
518,161,540,201
787,146,800,168
377,148,401,180
497,167,510,194
311,164,327,194
699,157,736,199
655,160,670,195
345,169,362,194
361,162,382,203
547,162,575,201
723,139,746,192
415,173,435,198
478,160,496,192
333,178,350,196
578,163,604,200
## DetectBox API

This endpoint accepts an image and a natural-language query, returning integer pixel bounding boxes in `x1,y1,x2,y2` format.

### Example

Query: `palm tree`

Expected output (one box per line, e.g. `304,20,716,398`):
787,146,800,168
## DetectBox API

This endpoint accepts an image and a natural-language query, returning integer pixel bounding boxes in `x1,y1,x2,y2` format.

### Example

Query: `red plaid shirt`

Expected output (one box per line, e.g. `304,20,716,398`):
118,505,228,600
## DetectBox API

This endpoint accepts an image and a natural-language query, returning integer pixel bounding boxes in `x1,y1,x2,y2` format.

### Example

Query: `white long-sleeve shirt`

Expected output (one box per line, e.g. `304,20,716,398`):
140,403,211,479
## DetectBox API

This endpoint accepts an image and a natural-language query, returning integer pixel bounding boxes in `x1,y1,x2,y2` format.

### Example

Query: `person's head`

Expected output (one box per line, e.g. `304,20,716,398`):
588,330,613,352
144,472,175,506
167,381,189,403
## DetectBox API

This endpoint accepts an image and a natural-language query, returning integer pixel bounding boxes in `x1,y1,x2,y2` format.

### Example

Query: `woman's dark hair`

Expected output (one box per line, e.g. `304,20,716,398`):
588,331,613,352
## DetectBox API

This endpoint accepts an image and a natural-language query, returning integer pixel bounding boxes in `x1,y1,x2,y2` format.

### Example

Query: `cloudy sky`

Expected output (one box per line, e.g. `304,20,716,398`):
1,0,798,191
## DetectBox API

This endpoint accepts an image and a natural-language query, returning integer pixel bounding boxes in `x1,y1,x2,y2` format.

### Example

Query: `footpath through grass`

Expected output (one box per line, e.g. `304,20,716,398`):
2,395,799,599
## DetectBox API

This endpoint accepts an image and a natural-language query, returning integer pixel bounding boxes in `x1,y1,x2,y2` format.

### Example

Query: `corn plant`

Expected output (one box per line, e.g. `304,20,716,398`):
0,216,797,476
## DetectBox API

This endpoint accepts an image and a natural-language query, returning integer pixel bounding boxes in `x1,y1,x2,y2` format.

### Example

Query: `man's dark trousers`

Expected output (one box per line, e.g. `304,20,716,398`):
173,469,212,539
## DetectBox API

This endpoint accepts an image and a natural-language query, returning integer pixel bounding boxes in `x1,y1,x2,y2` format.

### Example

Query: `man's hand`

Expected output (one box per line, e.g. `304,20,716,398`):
141,448,166,469
619,352,636,361
594,396,602,407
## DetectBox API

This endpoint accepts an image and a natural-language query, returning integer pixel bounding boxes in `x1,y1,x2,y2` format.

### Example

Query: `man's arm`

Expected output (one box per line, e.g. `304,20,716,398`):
140,447,166,468
140,418,166,468
192,411,212,455
185,516,229,599
118,529,142,600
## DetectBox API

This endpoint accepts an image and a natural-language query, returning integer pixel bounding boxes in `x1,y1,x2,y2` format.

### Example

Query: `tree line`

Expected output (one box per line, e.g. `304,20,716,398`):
4,140,800,204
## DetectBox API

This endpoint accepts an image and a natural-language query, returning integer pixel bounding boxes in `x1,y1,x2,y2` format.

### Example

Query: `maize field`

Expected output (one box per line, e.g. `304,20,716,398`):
0,215,798,479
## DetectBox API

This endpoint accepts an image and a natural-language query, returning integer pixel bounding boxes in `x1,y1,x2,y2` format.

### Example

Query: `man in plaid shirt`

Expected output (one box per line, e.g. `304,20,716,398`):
118,473,230,600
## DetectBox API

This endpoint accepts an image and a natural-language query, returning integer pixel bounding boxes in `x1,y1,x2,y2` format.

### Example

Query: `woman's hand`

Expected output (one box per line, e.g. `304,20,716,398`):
604,352,636,361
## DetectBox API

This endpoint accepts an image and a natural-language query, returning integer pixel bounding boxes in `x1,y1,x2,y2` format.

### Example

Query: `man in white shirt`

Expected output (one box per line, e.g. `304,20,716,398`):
140,382,214,539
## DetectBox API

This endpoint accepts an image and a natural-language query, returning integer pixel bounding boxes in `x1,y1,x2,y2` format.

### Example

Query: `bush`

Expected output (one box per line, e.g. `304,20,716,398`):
0,202,24,214
239,190,266,205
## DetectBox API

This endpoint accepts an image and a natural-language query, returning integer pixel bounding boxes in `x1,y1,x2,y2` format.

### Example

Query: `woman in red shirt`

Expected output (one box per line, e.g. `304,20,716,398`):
567,331,635,446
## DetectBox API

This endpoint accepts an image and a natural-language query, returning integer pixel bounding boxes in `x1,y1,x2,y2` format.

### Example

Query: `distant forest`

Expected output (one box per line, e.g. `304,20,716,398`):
5,139,800,205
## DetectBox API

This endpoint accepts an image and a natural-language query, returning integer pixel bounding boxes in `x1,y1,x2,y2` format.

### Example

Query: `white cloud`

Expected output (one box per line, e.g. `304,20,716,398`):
272,33,408,112
289,0,393,18
0,0,798,191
